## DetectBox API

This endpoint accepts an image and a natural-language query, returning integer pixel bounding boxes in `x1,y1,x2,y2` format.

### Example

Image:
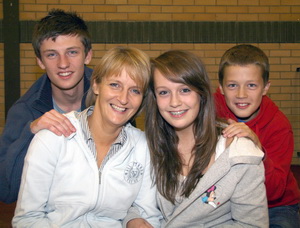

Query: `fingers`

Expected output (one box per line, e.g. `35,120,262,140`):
222,122,250,138
30,110,76,136
127,218,153,228
222,121,261,148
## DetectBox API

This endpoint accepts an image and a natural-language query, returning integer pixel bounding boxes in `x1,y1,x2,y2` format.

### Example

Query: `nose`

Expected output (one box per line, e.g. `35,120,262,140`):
58,55,70,69
170,93,182,107
117,90,128,105
237,87,247,98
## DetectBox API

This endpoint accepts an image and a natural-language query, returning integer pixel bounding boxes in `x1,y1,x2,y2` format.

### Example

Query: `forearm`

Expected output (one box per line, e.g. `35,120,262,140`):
231,163,268,227
262,131,294,201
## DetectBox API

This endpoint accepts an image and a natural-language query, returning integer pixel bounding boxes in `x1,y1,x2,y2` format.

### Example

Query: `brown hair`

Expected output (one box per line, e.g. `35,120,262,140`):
218,44,269,86
146,50,220,203
32,9,92,60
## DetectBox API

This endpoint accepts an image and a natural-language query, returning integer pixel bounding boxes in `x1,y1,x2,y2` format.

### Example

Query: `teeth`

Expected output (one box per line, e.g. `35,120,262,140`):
111,104,126,112
237,103,248,107
59,72,72,77
170,110,186,115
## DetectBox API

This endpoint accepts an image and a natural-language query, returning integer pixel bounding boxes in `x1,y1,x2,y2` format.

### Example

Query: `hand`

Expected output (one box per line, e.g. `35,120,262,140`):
222,119,262,149
127,218,153,228
30,109,76,137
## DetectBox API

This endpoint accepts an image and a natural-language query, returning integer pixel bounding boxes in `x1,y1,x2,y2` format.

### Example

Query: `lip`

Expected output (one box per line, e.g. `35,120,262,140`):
168,109,187,118
111,104,127,113
235,102,250,109
58,71,73,79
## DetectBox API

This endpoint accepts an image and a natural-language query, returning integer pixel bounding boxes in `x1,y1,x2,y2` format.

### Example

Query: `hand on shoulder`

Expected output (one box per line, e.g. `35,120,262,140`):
30,109,76,136
222,119,262,150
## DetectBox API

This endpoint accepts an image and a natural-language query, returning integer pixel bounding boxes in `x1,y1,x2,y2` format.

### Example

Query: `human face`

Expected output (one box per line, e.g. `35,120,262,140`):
92,68,143,129
37,35,92,91
219,64,270,122
154,69,201,133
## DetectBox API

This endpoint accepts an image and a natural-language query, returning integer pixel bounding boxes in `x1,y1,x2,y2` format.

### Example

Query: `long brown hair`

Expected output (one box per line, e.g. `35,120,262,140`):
145,50,220,203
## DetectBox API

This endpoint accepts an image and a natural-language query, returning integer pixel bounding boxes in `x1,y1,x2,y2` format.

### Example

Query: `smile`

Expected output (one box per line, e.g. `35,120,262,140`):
169,110,187,116
111,104,126,112
58,72,72,77
235,103,249,108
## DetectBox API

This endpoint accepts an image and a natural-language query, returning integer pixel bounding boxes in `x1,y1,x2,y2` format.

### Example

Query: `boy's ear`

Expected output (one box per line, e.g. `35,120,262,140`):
84,49,93,65
37,57,46,70
262,81,271,95
219,84,225,95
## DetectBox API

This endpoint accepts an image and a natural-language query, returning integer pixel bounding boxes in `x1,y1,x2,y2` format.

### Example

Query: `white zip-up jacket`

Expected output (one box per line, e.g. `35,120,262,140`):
12,111,161,228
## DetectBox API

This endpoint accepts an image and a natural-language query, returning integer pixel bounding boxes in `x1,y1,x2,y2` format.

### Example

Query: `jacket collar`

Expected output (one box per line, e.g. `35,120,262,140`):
32,66,92,113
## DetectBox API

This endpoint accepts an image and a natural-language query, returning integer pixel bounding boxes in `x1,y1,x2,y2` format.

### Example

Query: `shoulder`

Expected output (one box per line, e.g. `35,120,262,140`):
124,124,146,143
84,66,93,78
14,74,48,104
259,99,292,133
227,137,264,165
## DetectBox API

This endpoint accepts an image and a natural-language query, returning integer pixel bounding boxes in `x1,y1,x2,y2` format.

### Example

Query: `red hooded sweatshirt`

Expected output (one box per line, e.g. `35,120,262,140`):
214,88,300,208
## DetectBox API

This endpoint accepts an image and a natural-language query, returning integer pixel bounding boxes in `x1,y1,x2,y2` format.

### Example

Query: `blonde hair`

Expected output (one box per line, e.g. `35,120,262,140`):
86,46,151,117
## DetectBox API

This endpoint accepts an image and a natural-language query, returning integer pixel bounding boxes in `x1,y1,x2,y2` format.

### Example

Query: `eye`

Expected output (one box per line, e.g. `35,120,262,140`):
181,87,191,93
227,84,237,89
45,52,57,59
67,50,79,57
248,83,257,89
131,88,141,95
109,83,120,88
157,90,168,96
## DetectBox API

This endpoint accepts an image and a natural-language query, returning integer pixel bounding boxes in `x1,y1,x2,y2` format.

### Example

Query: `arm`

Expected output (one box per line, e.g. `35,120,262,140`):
229,162,268,227
0,102,75,203
30,109,76,136
224,115,295,202
123,147,161,228
261,120,294,202
222,119,262,150
0,103,36,203
12,132,59,227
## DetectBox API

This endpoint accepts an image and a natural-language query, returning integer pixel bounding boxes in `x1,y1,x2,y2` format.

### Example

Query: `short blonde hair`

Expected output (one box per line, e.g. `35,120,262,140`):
86,46,151,108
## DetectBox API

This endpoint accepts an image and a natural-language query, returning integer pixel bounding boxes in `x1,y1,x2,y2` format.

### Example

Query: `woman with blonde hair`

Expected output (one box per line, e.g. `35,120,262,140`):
13,47,161,228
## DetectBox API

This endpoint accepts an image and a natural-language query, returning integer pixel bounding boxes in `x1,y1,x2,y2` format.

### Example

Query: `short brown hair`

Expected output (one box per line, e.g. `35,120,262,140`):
218,44,269,86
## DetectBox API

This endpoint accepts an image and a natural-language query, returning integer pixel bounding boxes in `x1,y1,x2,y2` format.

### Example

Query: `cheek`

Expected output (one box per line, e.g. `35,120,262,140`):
156,97,166,110
131,96,143,108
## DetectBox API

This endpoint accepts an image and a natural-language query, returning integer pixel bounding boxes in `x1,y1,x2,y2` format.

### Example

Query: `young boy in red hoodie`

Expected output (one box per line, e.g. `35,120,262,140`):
214,44,300,227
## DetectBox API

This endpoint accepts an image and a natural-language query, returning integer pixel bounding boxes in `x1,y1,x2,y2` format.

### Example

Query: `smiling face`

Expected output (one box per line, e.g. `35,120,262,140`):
92,68,143,129
154,69,201,133
37,34,92,91
219,64,270,122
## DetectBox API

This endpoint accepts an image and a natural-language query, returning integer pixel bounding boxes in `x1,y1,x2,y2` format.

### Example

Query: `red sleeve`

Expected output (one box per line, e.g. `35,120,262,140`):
260,114,294,202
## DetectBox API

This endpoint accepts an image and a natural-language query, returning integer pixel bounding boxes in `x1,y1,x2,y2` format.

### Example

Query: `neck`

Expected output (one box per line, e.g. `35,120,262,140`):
177,128,195,176
51,80,84,113
88,111,122,146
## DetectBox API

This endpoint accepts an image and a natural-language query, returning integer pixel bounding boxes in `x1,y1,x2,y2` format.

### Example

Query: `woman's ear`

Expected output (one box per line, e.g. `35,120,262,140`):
92,80,99,95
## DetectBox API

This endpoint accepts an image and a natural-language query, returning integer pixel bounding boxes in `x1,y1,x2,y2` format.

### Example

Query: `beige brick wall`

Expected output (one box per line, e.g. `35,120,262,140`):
17,1,300,21
1,1,300,163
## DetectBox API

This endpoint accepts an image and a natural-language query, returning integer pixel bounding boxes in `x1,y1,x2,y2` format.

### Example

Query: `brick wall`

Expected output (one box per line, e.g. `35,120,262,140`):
1,1,300,163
